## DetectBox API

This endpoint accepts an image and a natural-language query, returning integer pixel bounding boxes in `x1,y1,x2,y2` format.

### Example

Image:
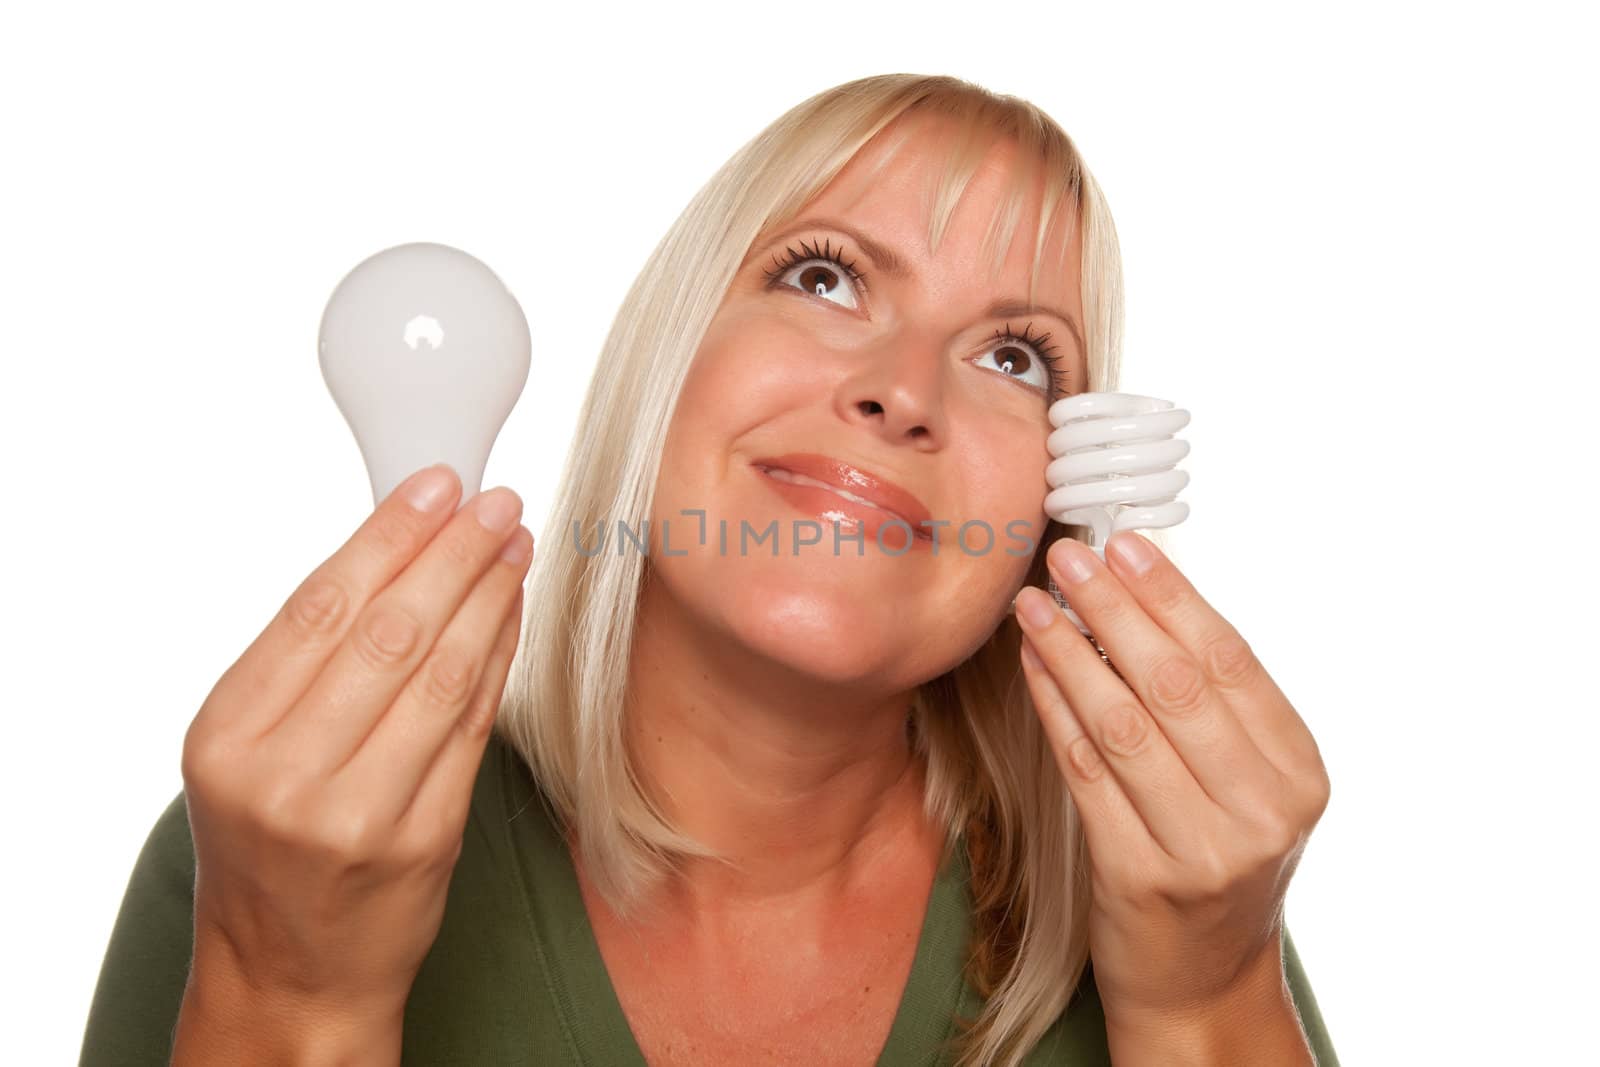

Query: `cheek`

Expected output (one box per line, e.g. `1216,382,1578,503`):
946,427,1052,559
677,320,820,429
653,320,817,511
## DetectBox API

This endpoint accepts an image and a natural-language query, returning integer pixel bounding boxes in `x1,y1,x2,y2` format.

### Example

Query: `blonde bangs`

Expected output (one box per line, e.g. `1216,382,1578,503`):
913,97,1084,316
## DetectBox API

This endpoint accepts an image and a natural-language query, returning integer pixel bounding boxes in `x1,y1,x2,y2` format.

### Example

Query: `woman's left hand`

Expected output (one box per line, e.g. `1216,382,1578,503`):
1012,531,1330,1034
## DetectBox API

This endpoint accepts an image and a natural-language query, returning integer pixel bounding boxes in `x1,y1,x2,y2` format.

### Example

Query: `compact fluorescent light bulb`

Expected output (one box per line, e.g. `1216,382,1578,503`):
1040,392,1192,637
318,241,531,509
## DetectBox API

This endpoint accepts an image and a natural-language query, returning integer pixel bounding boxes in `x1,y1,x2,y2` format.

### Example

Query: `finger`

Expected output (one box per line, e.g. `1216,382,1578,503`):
1103,530,1322,778
462,583,523,739
198,463,464,738
342,526,531,824
1046,537,1280,815
1018,631,1156,876
1014,584,1213,860
266,487,524,775
401,583,524,844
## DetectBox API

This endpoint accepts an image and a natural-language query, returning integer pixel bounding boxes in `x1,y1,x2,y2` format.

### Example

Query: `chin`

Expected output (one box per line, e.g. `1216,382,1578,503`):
647,545,958,689
719,580,912,687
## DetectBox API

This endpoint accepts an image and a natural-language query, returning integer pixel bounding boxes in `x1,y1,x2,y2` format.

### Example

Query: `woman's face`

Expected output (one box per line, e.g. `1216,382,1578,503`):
648,113,1087,694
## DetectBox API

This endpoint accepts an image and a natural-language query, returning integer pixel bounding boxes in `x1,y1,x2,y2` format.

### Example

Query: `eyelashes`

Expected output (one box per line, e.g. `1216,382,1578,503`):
760,236,1073,400
763,237,867,296
984,320,1068,399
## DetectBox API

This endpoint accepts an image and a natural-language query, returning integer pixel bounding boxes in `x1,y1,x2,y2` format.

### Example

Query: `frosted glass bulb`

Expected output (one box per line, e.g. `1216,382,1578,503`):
318,242,531,509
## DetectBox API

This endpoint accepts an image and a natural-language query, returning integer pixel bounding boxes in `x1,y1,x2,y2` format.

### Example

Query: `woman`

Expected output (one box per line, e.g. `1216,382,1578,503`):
82,74,1338,1066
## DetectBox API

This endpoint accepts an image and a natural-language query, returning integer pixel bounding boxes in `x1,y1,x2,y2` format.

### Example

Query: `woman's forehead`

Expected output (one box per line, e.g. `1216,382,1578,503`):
777,120,1080,293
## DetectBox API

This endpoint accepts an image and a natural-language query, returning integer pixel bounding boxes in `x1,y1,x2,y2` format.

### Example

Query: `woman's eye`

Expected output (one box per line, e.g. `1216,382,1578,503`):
763,240,865,311
975,338,1051,392
772,258,862,310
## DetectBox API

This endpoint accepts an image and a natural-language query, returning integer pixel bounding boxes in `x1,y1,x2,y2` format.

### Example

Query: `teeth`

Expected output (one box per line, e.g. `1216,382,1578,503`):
762,466,912,525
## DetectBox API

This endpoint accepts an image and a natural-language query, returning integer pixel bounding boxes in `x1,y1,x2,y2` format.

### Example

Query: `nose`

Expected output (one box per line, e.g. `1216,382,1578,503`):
834,330,946,448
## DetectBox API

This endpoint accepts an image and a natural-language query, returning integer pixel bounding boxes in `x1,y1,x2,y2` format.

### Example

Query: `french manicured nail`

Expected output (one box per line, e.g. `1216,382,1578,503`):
1048,539,1097,585
475,488,522,533
403,464,457,512
1014,587,1060,630
1108,532,1157,576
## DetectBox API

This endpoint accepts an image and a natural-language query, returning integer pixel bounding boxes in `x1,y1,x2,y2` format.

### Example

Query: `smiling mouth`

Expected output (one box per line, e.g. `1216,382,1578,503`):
752,463,931,539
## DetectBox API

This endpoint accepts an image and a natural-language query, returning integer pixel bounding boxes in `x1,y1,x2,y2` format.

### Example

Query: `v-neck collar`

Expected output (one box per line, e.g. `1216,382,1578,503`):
497,739,978,1066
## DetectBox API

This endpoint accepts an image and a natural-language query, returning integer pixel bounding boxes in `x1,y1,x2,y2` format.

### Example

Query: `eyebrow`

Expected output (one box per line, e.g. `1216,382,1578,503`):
750,216,1088,362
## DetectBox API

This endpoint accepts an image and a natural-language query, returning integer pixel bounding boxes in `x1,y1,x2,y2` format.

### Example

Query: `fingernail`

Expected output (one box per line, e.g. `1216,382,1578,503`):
1048,539,1097,585
402,464,457,512
475,488,522,533
1013,587,1060,630
499,526,533,564
1108,532,1157,576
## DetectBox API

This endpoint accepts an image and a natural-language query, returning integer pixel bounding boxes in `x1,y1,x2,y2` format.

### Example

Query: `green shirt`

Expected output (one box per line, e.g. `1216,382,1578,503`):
81,732,1339,1065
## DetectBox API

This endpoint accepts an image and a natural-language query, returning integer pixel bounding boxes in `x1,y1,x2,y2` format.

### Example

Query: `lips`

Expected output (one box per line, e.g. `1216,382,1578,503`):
749,452,934,544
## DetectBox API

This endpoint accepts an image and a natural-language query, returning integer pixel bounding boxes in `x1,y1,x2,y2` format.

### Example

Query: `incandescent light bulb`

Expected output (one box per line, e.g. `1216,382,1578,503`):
318,241,531,509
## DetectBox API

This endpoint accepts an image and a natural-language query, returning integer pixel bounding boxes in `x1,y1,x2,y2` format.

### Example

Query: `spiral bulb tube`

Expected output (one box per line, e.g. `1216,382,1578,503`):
1043,392,1192,637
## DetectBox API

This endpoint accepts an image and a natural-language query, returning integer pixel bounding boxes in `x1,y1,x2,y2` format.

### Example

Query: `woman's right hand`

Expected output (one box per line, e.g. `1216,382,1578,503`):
179,463,533,1028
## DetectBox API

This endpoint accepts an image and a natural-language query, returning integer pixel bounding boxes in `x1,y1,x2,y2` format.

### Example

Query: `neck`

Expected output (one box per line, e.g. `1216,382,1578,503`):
620,568,938,922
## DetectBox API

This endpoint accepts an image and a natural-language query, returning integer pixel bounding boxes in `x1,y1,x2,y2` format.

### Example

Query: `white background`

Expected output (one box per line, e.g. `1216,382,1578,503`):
5,2,1595,1063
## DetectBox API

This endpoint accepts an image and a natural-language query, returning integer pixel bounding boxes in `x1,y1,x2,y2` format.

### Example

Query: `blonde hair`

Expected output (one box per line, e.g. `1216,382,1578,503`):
498,72,1167,1067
